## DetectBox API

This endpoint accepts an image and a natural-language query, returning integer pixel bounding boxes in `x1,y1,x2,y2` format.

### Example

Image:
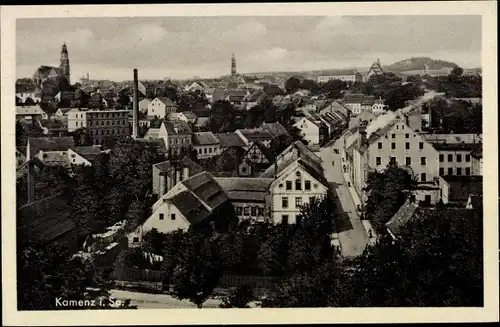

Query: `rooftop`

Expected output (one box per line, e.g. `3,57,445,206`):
192,132,220,146
215,177,273,202
215,132,247,148
28,136,75,158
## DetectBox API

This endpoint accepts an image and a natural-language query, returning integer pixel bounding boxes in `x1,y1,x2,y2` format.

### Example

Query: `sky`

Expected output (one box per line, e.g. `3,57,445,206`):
16,15,481,82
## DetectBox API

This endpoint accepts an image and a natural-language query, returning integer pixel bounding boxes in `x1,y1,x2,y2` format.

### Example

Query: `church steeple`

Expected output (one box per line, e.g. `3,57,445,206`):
231,53,237,76
60,42,70,83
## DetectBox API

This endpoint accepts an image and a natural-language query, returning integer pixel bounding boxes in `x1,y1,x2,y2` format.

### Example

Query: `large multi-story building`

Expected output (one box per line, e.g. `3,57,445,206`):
345,111,440,204
317,69,363,84
67,109,131,145
422,134,482,177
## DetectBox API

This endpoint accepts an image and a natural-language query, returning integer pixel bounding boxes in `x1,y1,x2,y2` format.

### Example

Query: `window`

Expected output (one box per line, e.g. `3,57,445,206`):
251,207,257,216
391,134,395,139
241,166,247,173
209,148,212,153
402,125,405,129
457,154,462,162
304,180,311,191
420,173,427,182
76,121,79,127
457,168,462,176
243,207,249,216
390,157,396,165
396,125,399,130
295,197,302,207
466,154,471,162
204,148,207,154
405,133,409,138
406,157,411,166
448,168,453,175
159,213,164,220
257,207,264,216
405,142,410,150
133,237,139,243
448,154,453,162
391,142,396,150
236,206,242,215
465,167,471,175
419,142,424,149
378,142,382,149
439,168,444,175
295,179,302,190
282,197,288,208
439,154,444,162
286,181,292,190
282,215,289,225
376,157,381,166
420,157,426,166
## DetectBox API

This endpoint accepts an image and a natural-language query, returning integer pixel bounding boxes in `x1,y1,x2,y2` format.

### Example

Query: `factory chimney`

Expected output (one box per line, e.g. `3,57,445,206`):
132,69,139,139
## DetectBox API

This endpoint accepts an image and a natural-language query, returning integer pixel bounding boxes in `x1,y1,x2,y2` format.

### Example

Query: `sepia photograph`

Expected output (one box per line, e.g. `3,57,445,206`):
1,2,498,325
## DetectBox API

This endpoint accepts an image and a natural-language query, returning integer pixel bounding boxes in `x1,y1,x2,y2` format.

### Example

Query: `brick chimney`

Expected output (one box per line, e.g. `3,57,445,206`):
132,69,139,138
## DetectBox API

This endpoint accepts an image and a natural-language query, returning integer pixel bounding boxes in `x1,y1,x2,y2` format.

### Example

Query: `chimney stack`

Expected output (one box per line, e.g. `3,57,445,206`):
27,160,35,204
132,69,139,138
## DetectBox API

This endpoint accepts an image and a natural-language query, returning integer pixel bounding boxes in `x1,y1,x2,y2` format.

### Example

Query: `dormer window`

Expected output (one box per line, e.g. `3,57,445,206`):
295,171,301,177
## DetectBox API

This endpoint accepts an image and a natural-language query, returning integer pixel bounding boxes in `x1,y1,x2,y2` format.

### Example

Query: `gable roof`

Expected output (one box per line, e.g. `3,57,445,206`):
153,157,204,178
73,146,103,162
17,192,75,243
385,198,418,237
16,105,46,116
28,137,75,158
215,177,273,202
181,171,229,212
170,190,212,225
181,111,197,120
260,122,289,138
245,140,275,162
215,133,247,148
164,120,192,135
156,97,177,107
192,132,220,146
237,128,273,142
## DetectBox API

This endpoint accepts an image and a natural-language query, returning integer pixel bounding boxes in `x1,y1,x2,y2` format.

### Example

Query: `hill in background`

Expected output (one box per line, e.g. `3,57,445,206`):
383,57,459,72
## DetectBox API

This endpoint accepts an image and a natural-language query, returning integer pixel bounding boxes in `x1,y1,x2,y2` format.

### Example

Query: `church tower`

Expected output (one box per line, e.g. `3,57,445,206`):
60,42,70,83
231,53,237,77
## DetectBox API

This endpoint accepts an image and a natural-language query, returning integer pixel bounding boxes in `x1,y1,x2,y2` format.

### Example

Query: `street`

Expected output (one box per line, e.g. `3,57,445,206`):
319,136,369,258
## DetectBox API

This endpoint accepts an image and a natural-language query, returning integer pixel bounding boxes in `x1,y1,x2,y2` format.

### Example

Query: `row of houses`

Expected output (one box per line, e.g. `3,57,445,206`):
342,108,483,207
128,140,330,245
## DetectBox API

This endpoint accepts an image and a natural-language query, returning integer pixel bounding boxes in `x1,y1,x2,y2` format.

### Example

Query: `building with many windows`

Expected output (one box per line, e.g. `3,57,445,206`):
317,69,363,84
345,111,440,204
260,141,329,224
192,132,221,159
67,109,131,145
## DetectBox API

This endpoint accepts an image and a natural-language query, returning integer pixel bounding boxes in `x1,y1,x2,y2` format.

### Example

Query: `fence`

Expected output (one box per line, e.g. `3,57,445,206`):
111,266,284,292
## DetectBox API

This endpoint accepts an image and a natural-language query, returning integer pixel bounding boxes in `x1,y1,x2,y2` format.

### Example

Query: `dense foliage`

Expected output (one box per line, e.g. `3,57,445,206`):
363,164,416,233
17,241,137,310
427,97,482,134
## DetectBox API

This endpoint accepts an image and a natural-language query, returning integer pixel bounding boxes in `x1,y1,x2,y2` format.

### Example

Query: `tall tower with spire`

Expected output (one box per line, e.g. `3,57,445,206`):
231,53,237,77
60,42,70,83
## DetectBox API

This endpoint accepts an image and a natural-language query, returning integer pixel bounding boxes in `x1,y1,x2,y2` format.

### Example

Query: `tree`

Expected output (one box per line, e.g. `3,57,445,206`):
262,260,344,308
285,77,301,94
451,66,464,77
300,79,319,93
126,199,149,233
216,146,245,172
17,241,137,310
16,120,27,146
341,206,483,307
208,100,237,133
170,231,223,308
72,128,93,146
219,285,254,308
363,165,416,233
